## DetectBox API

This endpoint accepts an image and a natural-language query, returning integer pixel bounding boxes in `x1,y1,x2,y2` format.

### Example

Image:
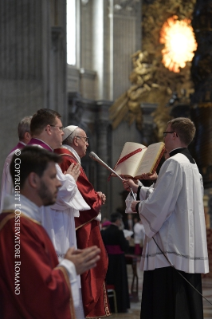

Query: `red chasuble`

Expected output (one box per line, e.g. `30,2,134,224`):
0,212,75,319
55,147,110,318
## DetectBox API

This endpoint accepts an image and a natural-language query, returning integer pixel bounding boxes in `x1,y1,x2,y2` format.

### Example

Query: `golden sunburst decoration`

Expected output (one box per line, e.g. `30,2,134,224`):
160,15,197,73
109,0,197,135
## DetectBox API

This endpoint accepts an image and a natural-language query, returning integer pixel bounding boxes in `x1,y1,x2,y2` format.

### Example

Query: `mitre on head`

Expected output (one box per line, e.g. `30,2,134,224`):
62,125,78,141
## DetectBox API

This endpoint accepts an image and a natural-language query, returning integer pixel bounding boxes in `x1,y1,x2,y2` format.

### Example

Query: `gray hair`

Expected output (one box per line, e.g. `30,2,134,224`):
62,127,80,146
18,116,32,140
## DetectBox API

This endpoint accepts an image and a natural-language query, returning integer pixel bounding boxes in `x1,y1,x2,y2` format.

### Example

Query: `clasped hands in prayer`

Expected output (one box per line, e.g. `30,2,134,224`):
122,172,158,212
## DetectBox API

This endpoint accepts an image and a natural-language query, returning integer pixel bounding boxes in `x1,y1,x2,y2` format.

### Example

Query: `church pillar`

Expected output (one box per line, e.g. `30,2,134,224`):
0,0,67,176
191,1,212,279
0,0,45,173
96,101,112,218
49,0,67,124
191,0,212,188
140,103,158,145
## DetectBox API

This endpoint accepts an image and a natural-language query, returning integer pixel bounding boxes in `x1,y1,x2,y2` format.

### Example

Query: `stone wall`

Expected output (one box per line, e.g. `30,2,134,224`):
0,0,67,178
0,0,142,217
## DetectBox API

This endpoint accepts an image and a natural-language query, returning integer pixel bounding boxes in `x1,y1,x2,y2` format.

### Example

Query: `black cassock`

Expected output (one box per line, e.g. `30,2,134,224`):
101,224,130,313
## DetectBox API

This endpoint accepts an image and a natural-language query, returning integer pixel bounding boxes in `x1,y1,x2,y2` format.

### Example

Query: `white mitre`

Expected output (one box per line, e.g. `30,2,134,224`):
62,125,78,142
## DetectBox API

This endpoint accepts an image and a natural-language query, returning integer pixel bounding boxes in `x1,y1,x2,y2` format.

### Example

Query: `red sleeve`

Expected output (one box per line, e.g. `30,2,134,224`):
0,216,72,319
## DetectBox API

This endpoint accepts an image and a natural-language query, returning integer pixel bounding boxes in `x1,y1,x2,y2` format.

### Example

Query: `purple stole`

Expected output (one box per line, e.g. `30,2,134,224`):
28,138,52,152
10,142,25,153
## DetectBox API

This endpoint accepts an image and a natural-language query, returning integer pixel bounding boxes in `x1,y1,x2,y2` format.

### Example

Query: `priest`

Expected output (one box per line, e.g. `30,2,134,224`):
28,109,92,318
55,125,110,318
123,117,209,319
0,146,101,319
0,116,32,211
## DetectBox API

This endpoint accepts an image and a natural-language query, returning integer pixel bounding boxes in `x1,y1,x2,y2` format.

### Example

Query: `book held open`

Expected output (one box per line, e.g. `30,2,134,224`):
112,141,165,179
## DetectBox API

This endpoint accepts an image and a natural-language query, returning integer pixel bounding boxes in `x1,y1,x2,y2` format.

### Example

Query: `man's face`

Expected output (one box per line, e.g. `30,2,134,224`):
74,129,89,158
50,117,64,149
38,162,61,206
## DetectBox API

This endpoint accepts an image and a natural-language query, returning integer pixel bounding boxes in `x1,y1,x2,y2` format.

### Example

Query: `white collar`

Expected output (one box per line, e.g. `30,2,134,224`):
3,195,41,223
62,144,81,164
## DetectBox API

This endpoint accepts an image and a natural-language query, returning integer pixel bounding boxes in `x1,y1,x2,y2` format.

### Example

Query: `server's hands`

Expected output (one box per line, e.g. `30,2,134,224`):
131,200,140,213
122,179,138,193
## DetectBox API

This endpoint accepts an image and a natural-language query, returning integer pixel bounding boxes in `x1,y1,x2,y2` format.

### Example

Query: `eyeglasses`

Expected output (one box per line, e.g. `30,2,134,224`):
163,131,175,137
76,136,89,142
50,125,64,131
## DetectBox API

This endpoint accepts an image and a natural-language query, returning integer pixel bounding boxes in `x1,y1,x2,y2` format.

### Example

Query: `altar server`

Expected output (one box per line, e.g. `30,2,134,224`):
124,117,209,319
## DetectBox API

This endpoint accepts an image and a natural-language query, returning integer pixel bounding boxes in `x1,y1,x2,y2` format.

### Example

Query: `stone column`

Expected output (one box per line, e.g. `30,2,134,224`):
0,0,44,174
140,103,158,145
96,101,112,218
49,0,67,124
190,0,212,188
0,0,67,176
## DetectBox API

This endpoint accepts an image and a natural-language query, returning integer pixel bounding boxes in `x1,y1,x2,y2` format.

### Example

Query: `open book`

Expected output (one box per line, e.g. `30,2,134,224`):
112,141,165,179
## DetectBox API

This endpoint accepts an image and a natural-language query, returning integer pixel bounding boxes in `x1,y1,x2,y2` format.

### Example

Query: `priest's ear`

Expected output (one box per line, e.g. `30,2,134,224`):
45,124,52,136
73,136,79,146
27,172,41,189
23,131,31,144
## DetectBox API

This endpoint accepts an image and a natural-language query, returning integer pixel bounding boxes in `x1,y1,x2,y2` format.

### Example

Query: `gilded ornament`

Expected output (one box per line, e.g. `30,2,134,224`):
109,0,196,137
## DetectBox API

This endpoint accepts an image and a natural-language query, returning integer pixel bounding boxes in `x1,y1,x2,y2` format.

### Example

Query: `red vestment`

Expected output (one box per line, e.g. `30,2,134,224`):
0,212,75,319
55,147,110,318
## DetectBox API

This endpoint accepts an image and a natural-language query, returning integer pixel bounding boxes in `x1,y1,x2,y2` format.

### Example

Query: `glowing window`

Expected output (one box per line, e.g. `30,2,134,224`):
67,0,76,65
160,16,197,73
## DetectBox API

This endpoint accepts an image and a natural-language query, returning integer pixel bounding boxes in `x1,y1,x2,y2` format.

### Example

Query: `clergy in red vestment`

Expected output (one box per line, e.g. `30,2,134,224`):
55,125,110,318
0,146,101,319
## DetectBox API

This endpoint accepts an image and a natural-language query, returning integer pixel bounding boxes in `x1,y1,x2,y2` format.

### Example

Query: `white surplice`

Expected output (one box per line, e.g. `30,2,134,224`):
41,164,90,259
41,165,89,319
137,153,209,274
30,140,90,319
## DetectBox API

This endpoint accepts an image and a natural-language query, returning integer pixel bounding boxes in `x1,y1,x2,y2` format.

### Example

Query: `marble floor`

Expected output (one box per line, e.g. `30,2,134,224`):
109,264,212,319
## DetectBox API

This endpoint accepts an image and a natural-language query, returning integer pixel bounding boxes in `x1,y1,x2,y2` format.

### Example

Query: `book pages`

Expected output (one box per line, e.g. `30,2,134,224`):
114,142,147,178
135,142,165,176
112,141,165,179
